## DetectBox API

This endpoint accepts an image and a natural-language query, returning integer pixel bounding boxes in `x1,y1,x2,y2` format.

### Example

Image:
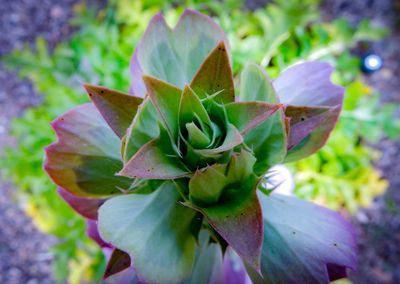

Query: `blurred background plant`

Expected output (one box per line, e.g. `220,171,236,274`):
1,0,398,282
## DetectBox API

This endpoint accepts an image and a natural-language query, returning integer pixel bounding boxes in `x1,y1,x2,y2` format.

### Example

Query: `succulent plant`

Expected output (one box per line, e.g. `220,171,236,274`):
45,9,356,284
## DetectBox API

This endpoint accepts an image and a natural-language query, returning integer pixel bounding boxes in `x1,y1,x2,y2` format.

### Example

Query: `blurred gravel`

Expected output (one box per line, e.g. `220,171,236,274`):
0,0,80,283
323,0,400,283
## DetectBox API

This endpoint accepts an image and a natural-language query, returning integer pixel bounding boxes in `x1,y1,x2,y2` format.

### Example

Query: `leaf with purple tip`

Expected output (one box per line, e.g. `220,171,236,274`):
225,101,282,136
191,41,234,103
247,192,357,284
273,62,344,162
45,104,132,197
104,249,131,279
84,84,143,138
57,187,105,220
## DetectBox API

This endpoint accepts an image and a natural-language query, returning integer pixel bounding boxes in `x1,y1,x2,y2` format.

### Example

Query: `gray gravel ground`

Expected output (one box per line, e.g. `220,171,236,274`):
323,0,400,283
0,0,80,283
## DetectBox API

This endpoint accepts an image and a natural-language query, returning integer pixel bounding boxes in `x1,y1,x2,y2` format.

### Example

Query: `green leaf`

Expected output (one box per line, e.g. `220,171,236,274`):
131,9,227,96
248,193,356,284
98,182,197,284
195,123,243,155
45,104,132,197
189,163,228,205
185,176,263,271
84,84,143,139
183,230,224,284
179,85,212,131
186,122,211,149
119,137,189,179
191,41,234,103
238,64,286,174
226,149,256,183
225,101,282,136
239,63,277,103
123,97,160,162
143,75,182,140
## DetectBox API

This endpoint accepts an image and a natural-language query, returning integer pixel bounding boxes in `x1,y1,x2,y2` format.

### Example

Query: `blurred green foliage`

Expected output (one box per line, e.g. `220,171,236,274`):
1,0,398,281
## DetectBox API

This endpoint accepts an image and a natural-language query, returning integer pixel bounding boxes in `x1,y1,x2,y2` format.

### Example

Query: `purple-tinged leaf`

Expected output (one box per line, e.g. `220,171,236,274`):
87,219,112,248
248,192,356,284
273,62,344,162
98,182,197,284
222,247,252,284
130,9,227,96
104,249,131,279
185,178,263,272
143,75,182,140
284,105,331,149
44,104,132,197
191,41,234,103
226,102,282,136
119,138,189,179
57,187,105,220
84,84,143,139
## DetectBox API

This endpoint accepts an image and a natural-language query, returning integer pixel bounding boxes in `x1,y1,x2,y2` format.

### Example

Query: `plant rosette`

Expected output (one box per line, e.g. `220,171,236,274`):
45,9,356,284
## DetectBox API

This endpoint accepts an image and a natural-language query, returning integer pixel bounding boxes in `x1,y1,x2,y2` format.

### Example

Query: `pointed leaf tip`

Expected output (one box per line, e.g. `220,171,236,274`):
191,41,234,104
83,84,143,138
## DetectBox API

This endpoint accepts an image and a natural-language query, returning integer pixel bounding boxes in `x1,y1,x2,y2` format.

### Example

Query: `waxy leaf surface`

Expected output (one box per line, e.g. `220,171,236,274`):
45,104,132,197
98,182,197,284
191,41,234,103
226,101,281,136
249,192,356,284
123,97,160,162
143,75,182,140
238,64,286,174
130,9,227,96
273,62,344,162
84,84,143,138
120,138,188,179
186,178,263,272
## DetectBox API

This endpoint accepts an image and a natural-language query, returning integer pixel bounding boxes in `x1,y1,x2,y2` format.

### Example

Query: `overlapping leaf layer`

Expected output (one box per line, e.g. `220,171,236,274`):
45,9,355,284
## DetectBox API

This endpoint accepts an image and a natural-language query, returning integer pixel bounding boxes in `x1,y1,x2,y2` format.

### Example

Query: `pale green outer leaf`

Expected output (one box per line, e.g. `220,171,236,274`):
190,41,234,103
120,138,188,179
239,63,276,103
131,9,228,96
189,163,227,204
249,192,356,284
238,64,286,174
143,75,182,140
98,183,197,284
183,231,224,284
123,97,160,162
